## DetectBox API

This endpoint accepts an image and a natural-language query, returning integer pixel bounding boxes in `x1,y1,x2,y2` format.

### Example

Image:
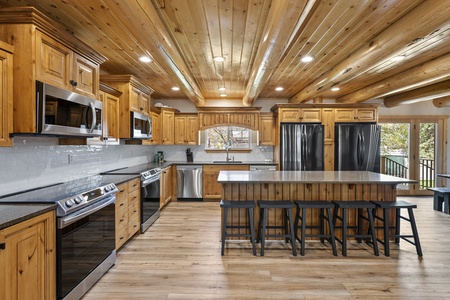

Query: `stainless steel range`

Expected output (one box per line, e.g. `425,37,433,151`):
103,164,162,233
0,175,117,300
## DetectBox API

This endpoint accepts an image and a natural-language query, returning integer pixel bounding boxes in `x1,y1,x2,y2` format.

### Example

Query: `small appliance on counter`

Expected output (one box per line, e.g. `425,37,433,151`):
154,151,164,163
186,148,193,162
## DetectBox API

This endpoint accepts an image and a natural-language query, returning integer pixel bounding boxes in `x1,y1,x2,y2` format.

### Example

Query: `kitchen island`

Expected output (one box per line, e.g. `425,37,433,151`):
217,171,416,239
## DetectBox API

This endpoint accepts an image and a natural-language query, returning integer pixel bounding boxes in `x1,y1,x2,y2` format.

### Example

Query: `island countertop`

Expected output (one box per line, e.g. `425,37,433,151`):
217,170,417,184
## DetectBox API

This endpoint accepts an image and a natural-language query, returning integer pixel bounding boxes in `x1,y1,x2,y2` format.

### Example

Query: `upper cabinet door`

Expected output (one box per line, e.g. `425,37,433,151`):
0,43,13,147
73,53,99,99
36,31,72,89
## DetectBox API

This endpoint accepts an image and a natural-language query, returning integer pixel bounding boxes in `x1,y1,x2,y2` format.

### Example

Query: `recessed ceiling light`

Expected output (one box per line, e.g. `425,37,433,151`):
220,93,227,97
301,55,314,63
213,56,225,62
171,86,180,91
275,87,284,91
331,87,340,91
218,87,226,91
391,55,406,62
139,56,152,63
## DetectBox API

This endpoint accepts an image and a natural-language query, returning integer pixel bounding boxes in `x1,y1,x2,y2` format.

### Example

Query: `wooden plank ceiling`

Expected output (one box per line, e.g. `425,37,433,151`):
1,0,450,108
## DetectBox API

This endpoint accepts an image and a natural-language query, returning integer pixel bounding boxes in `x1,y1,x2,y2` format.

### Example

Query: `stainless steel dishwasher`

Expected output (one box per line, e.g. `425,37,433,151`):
176,165,203,200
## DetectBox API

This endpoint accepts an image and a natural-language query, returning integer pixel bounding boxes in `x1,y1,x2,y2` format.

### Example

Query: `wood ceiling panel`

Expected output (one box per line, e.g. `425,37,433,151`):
1,0,450,107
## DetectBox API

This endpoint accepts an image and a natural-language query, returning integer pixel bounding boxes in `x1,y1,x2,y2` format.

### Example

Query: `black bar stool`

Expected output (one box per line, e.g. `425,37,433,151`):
332,200,379,256
257,200,297,256
371,200,423,257
220,200,257,256
294,200,337,256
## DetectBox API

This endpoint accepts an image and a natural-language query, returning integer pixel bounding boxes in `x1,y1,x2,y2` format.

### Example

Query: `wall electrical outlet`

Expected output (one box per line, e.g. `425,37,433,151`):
68,154,74,164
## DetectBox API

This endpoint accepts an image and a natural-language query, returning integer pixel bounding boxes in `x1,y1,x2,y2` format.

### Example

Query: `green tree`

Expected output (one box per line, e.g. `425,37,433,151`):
380,123,409,155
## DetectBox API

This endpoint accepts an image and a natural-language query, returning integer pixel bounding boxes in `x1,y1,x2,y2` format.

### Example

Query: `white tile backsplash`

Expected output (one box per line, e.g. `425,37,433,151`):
0,137,154,196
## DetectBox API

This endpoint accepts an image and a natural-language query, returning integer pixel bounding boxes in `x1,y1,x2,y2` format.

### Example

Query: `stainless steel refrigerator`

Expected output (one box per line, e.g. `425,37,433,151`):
280,123,324,171
335,123,381,172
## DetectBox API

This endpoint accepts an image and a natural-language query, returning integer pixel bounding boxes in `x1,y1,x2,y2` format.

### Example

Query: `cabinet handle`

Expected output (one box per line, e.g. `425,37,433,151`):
69,80,78,87
120,203,124,207
0,243,5,250
119,190,125,193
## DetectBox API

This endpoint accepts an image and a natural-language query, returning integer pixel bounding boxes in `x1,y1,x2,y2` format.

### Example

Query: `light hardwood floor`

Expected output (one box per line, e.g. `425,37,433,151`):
83,196,450,299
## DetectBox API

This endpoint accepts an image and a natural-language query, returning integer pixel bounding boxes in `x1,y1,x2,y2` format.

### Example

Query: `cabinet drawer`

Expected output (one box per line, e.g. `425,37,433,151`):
115,195,128,211
116,183,128,199
128,216,140,238
128,189,140,205
115,208,128,228
128,178,140,192
116,225,128,249
128,199,140,220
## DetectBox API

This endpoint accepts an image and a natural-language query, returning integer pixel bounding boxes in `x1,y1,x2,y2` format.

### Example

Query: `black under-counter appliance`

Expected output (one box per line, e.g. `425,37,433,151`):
0,175,117,300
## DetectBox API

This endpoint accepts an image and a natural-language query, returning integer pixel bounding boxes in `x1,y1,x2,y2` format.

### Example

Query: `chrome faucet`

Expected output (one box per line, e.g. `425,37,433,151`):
225,141,231,161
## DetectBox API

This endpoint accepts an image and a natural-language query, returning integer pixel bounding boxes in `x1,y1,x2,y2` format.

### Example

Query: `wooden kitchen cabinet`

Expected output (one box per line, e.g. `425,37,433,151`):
0,210,56,300
202,165,249,201
149,110,161,145
0,7,106,135
115,177,141,250
160,108,177,145
0,41,13,147
160,166,173,209
98,83,121,144
259,113,276,145
174,113,199,145
334,107,377,122
197,107,261,130
278,108,321,123
36,31,100,99
100,74,154,139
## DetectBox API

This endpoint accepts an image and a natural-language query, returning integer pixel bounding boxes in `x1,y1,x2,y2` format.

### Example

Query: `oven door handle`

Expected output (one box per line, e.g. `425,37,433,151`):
58,196,116,229
141,175,161,187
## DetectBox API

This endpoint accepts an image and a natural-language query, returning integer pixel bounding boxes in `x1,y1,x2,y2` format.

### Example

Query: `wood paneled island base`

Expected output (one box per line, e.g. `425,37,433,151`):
217,171,417,242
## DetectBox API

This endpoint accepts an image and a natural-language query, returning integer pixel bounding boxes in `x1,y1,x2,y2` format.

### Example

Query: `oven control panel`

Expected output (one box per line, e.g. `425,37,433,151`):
56,183,117,216
141,167,162,181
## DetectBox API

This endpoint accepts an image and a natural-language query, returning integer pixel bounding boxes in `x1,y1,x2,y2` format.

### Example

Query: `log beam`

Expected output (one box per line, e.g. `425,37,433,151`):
384,80,450,107
242,0,315,106
337,53,450,104
104,0,206,106
290,1,450,103
433,96,450,107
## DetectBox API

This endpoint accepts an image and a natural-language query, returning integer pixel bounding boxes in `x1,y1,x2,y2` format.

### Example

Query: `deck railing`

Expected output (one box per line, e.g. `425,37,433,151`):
381,156,435,189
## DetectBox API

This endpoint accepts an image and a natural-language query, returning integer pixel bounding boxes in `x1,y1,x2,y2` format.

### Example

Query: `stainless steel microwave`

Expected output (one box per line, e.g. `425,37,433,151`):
131,111,152,139
36,81,103,137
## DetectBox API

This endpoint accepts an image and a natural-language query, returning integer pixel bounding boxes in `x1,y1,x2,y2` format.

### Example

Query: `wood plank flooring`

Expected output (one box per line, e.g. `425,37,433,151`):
83,196,450,299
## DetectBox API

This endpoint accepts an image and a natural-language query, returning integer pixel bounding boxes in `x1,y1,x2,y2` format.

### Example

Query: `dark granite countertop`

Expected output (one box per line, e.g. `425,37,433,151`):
0,204,55,230
217,170,418,184
100,174,140,185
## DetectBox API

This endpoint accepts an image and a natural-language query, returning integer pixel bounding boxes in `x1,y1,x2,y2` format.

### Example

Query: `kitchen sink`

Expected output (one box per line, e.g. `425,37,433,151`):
213,161,243,163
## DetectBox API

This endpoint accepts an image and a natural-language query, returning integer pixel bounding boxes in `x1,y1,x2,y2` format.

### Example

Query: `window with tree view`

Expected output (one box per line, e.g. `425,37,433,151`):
205,126,251,150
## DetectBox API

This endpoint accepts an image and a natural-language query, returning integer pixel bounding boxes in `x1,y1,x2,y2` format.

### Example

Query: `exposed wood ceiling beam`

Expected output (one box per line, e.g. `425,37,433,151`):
242,0,315,106
384,80,450,107
289,1,450,103
433,96,450,107
103,0,205,106
337,53,450,104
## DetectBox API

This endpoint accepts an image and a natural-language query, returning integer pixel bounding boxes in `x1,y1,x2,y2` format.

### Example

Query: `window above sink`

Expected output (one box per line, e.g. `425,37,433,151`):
205,126,251,151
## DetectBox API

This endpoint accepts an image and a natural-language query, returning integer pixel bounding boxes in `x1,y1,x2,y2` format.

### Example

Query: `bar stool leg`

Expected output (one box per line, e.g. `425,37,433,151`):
221,207,228,256
407,207,423,257
300,208,306,256
326,207,338,256
319,208,325,243
260,208,267,256
367,208,379,256
342,208,347,256
248,207,257,256
382,207,390,256
287,208,297,256
357,208,363,243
